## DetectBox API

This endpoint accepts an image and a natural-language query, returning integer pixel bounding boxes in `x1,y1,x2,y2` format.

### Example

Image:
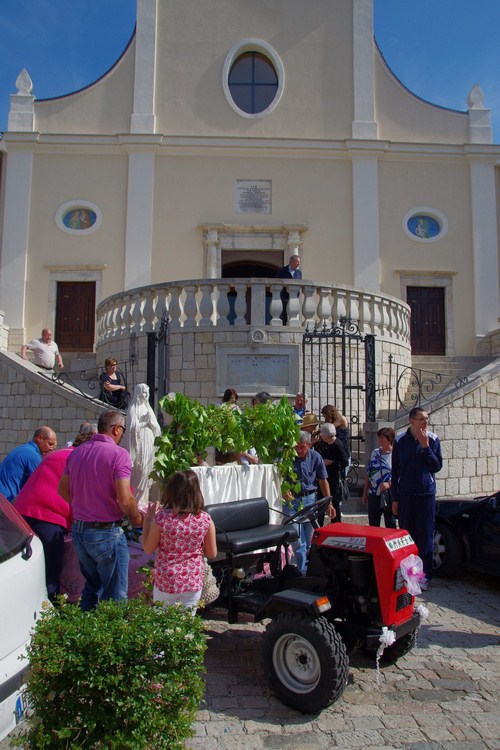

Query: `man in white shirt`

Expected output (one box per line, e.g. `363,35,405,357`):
21,328,64,370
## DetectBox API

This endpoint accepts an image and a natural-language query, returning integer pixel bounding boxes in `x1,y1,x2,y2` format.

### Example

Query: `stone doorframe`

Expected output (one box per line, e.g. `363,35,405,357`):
200,224,307,278
398,271,456,357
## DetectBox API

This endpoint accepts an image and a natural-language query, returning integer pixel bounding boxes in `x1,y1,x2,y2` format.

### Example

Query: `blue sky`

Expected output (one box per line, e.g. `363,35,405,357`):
0,0,499,141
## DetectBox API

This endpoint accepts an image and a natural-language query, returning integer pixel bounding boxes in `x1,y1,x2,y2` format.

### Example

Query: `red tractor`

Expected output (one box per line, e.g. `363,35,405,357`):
206,496,422,713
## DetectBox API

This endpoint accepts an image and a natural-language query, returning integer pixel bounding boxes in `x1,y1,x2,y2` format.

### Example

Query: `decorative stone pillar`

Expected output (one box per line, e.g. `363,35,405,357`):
131,0,158,133
467,155,500,342
8,69,35,132
350,148,383,292
124,147,155,290
467,84,492,145
352,0,377,139
202,226,221,278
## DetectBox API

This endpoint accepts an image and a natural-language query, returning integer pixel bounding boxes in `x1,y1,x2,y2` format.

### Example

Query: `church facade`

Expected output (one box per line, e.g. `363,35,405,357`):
1,0,499,364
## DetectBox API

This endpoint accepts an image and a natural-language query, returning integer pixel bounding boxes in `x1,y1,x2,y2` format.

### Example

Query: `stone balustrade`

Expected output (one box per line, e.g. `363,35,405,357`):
96,279,411,345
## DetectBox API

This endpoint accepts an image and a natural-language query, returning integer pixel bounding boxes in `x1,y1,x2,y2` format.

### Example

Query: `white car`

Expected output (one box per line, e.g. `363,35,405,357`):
0,495,48,741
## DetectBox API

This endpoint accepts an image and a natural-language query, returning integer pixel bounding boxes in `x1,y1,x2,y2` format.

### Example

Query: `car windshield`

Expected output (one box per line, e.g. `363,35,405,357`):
0,495,33,563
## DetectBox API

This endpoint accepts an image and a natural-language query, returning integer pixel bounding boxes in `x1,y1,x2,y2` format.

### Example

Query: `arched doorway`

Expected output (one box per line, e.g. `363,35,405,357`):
222,258,280,324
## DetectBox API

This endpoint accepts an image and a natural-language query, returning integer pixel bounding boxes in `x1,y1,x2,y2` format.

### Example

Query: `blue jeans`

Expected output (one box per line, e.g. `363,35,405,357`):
72,522,129,611
398,494,436,579
283,492,317,573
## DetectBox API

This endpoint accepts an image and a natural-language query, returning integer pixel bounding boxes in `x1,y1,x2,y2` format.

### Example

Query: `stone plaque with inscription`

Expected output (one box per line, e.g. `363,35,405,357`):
236,180,271,214
217,344,299,396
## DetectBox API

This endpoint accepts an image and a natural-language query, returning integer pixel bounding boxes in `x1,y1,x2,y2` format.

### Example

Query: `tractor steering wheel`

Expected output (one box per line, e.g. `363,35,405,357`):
283,496,333,526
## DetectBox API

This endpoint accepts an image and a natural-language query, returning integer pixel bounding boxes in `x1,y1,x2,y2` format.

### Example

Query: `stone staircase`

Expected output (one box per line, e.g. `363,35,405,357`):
404,354,496,407
377,354,497,424
59,352,99,399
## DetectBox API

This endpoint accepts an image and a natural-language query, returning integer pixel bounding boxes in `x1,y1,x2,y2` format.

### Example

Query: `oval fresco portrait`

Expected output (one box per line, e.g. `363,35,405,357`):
407,214,440,240
62,208,97,231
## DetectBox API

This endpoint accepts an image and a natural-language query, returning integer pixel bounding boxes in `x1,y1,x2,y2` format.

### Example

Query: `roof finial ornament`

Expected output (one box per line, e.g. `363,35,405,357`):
467,83,485,109
15,68,33,96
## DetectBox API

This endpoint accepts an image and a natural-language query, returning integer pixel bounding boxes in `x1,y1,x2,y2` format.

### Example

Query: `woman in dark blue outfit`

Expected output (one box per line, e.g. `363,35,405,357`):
99,357,128,409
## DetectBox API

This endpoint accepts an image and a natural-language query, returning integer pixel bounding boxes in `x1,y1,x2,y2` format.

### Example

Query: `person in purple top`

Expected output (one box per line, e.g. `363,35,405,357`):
58,410,143,610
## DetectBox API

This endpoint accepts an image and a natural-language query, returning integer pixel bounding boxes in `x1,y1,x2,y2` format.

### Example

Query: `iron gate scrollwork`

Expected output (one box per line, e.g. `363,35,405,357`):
301,318,376,489
147,311,170,417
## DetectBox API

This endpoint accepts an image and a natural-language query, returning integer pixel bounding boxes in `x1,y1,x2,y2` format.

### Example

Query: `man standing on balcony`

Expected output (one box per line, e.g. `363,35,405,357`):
391,407,443,584
276,255,302,324
276,254,302,280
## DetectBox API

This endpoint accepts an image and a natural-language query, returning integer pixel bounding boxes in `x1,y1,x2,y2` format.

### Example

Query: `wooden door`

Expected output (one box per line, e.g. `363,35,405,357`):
407,286,445,355
55,281,96,352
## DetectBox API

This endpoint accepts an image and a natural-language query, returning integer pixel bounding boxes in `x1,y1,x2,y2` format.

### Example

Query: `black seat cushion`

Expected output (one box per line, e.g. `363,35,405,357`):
205,497,299,555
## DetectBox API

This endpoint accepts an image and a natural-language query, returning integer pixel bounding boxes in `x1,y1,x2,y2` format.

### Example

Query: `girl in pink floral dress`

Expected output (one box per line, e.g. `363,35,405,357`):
142,470,217,612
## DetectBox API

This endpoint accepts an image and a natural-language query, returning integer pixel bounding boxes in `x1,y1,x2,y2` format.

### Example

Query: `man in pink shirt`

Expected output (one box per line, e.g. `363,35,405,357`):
59,410,143,610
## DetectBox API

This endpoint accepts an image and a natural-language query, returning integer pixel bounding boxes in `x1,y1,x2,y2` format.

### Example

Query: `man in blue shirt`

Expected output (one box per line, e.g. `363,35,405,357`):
284,430,330,572
391,408,443,581
276,255,302,325
0,426,57,502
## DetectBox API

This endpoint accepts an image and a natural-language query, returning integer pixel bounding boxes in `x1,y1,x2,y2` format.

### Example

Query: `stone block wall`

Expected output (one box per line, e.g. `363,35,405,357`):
3,337,499,499
431,373,500,497
0,351,106,457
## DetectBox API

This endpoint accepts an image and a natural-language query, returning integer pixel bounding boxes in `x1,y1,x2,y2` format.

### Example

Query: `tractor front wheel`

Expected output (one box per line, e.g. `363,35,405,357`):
261,612,348,713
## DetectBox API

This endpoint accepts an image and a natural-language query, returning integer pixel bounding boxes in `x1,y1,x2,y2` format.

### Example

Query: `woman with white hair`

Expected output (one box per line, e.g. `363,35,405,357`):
314,422,348,521
124,383,162,511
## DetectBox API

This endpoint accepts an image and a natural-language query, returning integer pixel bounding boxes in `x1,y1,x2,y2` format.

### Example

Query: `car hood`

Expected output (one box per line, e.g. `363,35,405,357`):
436,494,493,518
0,535,48,667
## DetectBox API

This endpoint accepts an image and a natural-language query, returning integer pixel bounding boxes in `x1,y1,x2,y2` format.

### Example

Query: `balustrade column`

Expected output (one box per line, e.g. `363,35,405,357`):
233,283,247,326
183,285,198,328
302,285,316,326
269,284,283,327
198,283,215,327
168,287,182,330
216,283,231,326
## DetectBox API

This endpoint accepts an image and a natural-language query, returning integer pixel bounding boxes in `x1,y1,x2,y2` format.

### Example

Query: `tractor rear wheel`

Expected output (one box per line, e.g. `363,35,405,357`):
262,612,348,713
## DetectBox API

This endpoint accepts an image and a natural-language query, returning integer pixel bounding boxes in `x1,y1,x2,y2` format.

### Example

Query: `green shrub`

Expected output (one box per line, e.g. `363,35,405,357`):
20,598,207,750
153,392,300,496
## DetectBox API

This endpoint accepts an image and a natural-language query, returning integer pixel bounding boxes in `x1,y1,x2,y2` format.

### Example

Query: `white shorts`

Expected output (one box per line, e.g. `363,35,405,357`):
153,585,202,615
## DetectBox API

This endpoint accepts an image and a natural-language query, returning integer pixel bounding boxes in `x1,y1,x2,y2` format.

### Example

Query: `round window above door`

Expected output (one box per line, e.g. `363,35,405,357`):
223,39,285,118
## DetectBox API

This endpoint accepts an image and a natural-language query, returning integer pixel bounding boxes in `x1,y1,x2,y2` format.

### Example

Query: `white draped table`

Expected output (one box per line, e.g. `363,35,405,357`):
191,464,283,523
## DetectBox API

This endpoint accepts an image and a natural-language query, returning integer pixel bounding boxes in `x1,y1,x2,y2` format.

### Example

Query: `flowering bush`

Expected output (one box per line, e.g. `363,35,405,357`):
20,597,207,749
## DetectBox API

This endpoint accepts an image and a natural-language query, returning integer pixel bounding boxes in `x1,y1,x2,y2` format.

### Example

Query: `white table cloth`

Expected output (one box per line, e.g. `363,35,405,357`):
191,464,283,523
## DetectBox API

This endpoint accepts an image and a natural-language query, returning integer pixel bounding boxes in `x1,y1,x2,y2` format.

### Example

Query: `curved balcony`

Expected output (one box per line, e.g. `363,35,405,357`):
96,279,410,345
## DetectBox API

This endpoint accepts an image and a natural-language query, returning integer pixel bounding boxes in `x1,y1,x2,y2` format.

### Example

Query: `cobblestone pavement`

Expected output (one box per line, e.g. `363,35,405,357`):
189,572,500,750
2,572,498,750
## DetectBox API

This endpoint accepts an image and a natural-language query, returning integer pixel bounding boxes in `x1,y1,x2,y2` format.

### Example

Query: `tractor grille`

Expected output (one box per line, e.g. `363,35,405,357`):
396,592,413,612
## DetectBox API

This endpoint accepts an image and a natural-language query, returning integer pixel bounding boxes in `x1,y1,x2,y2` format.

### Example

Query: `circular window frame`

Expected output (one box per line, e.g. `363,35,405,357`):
55,200,102,236
403,207,448,243
223,39,284,119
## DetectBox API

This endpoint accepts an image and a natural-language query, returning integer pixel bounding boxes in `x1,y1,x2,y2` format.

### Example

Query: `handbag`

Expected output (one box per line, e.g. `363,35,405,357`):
201,559,219,605
379,490,392,511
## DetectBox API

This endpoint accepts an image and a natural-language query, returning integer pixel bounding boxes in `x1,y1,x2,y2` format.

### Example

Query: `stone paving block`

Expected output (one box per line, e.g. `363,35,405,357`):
261,733,326,749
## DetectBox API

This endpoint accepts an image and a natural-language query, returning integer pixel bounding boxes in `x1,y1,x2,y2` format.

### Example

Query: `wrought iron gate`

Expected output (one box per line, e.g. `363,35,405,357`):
146,312,170,416
301,318,376,487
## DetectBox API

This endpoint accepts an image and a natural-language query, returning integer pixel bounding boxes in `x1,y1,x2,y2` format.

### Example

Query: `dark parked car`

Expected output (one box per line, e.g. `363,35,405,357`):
433,491,500,577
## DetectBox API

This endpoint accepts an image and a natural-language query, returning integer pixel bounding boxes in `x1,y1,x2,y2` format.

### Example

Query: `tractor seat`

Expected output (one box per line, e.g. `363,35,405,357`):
205,497,298,556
